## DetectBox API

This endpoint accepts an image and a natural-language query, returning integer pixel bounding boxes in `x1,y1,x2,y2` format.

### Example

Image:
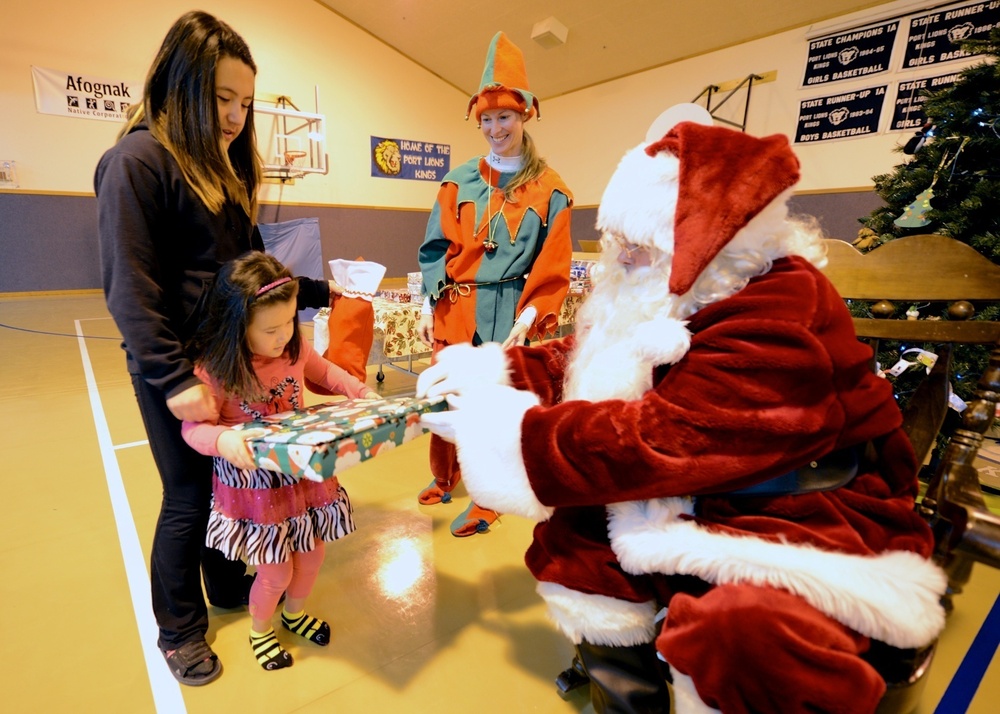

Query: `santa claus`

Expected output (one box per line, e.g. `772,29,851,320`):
418,120,947,713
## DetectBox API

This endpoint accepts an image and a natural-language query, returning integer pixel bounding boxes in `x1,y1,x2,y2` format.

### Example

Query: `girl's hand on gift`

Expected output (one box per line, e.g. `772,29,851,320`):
328,279,344,302
363,390,381,400
217,429,257,470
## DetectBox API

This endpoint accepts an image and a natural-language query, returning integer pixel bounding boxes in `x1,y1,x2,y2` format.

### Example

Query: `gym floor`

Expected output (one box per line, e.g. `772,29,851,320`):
2,292,997,714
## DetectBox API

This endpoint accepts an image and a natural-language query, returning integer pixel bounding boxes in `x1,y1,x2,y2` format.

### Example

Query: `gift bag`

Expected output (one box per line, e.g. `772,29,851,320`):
323,258,386,382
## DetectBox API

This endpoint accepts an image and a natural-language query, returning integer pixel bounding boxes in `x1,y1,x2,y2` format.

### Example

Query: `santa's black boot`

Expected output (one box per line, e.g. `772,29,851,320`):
574,640,671,714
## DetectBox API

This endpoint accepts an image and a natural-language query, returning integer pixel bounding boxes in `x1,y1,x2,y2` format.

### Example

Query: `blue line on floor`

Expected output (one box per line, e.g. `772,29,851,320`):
934,592,1000,714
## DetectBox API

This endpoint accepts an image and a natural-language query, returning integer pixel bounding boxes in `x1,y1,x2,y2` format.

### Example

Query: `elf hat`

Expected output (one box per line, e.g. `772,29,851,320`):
597,121,800,296
466,32,540,122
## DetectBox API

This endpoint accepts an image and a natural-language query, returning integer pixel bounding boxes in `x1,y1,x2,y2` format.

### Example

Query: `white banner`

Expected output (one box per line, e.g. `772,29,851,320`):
31,65,141,123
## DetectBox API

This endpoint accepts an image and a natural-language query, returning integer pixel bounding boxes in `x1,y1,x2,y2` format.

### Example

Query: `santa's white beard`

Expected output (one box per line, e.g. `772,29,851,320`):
565,257,683,403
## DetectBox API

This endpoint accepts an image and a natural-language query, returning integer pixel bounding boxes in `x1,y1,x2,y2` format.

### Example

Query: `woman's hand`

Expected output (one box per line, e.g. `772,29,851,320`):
418,313,434,347
166,383,217,422
217,429,257,471
328,279,344,302
501,322,529,350
363,390,381,400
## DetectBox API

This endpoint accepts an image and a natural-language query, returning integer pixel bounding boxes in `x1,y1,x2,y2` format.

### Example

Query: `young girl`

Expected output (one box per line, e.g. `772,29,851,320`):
182,252,379,671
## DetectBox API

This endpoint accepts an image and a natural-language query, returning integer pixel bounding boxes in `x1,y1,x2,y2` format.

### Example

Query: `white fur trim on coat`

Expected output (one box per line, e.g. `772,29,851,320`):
607,498,947,650
450,385,553,522
566,316,690,403
537,581,659,646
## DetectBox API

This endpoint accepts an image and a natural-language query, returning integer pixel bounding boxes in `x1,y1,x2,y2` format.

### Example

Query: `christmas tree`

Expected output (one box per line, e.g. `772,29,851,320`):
856,26,1000,409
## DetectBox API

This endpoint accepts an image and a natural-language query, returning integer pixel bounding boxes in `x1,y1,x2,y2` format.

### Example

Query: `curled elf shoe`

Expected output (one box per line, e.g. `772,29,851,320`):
418,479,452,505
450,502,499,537
159,638,222,686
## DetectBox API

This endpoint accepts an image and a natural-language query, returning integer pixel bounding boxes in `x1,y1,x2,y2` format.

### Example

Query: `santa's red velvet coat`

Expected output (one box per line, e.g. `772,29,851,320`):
501,254,943,637
445,255,948,712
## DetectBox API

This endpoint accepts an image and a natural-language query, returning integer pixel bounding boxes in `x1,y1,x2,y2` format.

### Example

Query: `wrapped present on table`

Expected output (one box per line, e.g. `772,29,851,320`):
234,395,447,482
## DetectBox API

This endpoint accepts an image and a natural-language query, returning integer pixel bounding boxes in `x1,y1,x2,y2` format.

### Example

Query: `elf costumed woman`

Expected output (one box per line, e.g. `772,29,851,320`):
416,31,573,537
417,120,947,712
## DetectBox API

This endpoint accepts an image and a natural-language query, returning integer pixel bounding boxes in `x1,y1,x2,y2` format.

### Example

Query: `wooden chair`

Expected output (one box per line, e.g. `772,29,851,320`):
819,233,1000,713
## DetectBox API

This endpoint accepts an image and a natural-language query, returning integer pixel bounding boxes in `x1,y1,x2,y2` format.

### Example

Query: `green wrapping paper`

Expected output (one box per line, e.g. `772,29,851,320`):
234,395,447,482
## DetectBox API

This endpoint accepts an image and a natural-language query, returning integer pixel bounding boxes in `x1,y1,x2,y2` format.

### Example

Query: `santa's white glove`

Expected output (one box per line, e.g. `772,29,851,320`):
415,342,510,400
419,384,553,522
419,405,461,443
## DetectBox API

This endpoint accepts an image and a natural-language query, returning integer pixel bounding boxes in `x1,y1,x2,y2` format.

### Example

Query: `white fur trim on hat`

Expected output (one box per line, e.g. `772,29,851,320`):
451,384,553,522
597,143,679,256
537,581,659,646
607,498,947,649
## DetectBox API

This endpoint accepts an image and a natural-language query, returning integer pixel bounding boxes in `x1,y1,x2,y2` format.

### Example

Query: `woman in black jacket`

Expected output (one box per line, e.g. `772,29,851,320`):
95,10,335,686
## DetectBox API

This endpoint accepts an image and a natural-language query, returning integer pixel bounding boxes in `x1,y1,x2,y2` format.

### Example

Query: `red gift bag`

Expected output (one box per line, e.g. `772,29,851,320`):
310,259,387,391
324,292,375,382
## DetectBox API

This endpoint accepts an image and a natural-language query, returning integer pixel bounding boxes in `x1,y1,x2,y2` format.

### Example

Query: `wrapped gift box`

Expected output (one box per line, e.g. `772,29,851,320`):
234,395,446,482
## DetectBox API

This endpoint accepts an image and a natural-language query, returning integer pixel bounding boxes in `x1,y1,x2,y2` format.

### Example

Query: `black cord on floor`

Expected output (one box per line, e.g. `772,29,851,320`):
0,321,119,340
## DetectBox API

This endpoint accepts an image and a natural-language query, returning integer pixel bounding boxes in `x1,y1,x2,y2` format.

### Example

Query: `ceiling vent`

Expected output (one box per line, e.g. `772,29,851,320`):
531,17,569,48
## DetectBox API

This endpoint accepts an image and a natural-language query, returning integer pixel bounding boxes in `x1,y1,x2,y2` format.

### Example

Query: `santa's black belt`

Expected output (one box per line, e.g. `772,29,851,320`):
724,445,861,497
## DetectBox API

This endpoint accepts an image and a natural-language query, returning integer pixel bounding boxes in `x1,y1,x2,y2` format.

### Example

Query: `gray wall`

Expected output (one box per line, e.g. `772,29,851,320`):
0,189,883,293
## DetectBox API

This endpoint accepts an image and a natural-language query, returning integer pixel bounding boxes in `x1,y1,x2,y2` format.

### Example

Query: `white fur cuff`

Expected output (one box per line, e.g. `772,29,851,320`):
537,581,659,646
453,385,553,522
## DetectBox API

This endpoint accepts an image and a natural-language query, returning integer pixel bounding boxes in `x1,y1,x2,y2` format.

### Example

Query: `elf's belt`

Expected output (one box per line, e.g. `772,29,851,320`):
724,445,863,497
442,274,525,303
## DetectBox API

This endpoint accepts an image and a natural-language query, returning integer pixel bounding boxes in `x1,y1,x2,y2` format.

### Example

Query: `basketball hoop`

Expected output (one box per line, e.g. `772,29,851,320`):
284,150,308,166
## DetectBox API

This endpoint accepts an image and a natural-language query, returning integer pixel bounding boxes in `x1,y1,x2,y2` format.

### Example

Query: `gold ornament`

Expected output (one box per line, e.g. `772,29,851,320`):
483,163,507,253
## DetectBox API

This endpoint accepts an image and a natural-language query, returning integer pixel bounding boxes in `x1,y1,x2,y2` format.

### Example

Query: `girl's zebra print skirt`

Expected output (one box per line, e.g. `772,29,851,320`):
207,457,357,565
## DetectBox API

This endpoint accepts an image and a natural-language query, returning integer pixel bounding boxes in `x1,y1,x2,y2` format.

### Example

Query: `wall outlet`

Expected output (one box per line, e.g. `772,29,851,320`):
0,160,18,188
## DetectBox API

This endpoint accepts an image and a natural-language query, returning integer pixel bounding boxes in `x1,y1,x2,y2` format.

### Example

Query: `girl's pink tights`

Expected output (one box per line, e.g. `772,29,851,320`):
248,542,326,625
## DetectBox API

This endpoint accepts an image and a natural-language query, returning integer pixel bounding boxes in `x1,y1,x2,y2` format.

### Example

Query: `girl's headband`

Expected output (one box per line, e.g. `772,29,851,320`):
254,276,293,297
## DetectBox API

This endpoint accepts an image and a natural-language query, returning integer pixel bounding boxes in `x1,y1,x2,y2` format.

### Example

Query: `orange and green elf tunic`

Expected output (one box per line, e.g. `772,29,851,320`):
418,156,573,345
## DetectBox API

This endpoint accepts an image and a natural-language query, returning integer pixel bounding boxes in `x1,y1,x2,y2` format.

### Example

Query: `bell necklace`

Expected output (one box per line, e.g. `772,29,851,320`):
483,151,523,253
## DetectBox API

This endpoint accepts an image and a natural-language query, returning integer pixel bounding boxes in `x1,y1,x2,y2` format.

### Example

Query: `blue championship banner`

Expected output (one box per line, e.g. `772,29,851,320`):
796,85,887,143
889,71,963,130
902,1,1000,69
371,137,450,181
803,20,899,86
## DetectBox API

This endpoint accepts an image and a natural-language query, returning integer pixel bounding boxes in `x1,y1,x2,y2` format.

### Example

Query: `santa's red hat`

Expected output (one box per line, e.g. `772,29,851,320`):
597,122,801,296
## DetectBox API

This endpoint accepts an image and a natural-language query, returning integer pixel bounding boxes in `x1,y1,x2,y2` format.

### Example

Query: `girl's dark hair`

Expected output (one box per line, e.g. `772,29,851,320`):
191,252,301,401
120,10,262,220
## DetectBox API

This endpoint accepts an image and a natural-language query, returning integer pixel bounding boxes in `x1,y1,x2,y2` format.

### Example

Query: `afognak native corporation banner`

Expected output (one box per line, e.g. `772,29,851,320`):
31,66,140,123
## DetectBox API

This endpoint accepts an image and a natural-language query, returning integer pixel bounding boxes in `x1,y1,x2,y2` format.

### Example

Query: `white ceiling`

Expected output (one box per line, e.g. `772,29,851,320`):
314,0,904,100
